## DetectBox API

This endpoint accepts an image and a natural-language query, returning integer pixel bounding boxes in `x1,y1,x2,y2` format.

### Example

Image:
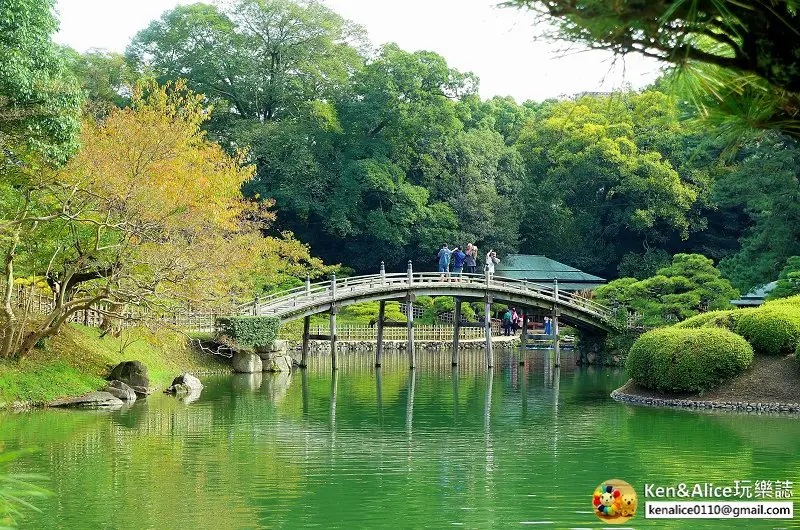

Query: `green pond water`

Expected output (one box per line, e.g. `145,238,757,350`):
2,349,800,529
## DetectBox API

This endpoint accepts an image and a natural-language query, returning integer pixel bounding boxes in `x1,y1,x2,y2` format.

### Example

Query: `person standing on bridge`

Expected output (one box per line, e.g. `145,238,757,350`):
486,250,500,280
464,243,477,275
451,246,466,280
437,244,453,281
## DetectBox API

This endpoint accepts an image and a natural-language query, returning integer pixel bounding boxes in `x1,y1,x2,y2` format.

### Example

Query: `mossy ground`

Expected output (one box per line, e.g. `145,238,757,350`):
0,324,228,406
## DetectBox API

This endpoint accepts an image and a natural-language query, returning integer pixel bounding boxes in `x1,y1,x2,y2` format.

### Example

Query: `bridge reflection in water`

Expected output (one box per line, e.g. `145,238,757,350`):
294,349,566,445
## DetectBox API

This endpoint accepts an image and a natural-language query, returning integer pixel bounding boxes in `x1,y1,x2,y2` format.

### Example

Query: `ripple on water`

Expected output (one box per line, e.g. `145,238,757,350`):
1,351,800,528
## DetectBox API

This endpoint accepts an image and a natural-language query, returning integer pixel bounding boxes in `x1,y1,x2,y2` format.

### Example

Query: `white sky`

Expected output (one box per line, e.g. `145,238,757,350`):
54,0,664,102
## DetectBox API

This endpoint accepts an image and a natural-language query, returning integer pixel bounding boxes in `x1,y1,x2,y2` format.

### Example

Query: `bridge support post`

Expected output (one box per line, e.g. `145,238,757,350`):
330,306,338,371
301,315,310,368
552,278,560,367
407,294,415,369
484,296,493,369
520,312,529,359
376,301,385,367
452,297,461,366
553,312,560,367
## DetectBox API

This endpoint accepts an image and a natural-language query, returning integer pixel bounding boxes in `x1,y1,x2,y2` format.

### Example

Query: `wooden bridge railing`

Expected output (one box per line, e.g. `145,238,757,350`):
244,266,613,323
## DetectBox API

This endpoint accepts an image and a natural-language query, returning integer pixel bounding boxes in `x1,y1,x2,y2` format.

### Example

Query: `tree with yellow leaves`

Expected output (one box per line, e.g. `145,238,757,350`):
1,80,324,359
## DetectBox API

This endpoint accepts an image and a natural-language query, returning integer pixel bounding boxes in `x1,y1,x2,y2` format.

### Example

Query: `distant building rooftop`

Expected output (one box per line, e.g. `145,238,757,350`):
494,254,606,291
572,91,614,100
731,281,777,307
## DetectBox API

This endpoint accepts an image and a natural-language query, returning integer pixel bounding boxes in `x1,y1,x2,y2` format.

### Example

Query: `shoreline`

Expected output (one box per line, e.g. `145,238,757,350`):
2,331,523,412
611,354,800,414
0,367,235,412
611,382,800,414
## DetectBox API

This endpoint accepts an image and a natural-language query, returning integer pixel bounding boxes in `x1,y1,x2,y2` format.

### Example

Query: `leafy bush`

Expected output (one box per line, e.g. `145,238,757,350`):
596,254,738,327
415,296,435,309
339,301,405,323
674,309,752,331
433,297,455,313
767,257,800,300
626,328,753,393
735,307,800,355
216,316,281,348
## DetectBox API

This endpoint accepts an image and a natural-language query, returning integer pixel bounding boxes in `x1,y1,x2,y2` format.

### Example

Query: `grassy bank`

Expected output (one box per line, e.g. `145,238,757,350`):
0,324,229,407
617,355,800,403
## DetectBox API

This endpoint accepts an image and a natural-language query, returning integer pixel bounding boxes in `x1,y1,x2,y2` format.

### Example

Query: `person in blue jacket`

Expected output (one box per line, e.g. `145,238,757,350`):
451,247,466,281
437,244,453,281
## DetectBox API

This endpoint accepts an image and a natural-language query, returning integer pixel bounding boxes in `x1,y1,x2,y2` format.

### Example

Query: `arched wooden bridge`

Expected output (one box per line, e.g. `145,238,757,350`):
240,262,615,370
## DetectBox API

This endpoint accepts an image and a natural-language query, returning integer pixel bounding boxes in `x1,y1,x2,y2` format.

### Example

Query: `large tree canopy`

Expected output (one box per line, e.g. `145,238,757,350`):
127,0,367,128
505,0,800,138
515,92,708,276
0,0,82,161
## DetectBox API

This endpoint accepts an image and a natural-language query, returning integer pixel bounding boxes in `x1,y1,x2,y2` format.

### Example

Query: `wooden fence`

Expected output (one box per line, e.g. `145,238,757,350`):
2,284,496,339
1,281,222,332
286,322,502,341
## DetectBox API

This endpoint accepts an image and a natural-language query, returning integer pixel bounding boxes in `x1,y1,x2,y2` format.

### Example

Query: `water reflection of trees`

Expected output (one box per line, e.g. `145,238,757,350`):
3,350,800,528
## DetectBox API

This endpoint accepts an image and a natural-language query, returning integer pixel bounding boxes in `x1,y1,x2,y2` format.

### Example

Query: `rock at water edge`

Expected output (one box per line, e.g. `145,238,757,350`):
255,340,289,358
232,351,262,373
108,361,150,396
166,373,204,394
49,392,124,409
262,353,293,373
105,380,137,402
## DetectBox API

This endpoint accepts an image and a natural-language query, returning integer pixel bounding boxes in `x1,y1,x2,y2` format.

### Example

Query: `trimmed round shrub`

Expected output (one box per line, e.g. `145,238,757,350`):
735,307,800,355
675,309,753,331
626,328,753,393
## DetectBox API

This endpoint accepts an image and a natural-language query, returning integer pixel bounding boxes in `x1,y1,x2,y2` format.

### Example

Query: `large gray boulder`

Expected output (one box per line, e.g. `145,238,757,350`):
49,391,124,409
255,340,288,358
232,351,262,373
104,380,137,402
262,353,293,373
108,361,150,396
166,373,203,394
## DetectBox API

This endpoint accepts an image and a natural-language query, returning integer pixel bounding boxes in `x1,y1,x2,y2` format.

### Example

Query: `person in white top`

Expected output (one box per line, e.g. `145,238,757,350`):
485,250,500,279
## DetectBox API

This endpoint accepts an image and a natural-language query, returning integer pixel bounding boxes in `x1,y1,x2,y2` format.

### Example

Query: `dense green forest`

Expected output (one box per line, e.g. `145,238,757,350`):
3,0,799,322
61,0,791,290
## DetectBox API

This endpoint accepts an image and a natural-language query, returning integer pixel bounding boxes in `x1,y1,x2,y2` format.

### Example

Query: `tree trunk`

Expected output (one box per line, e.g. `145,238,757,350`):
1,233,22,359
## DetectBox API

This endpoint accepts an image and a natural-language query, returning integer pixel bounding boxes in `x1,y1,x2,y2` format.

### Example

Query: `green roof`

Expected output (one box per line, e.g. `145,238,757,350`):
731,281,777,306
494,255,606,289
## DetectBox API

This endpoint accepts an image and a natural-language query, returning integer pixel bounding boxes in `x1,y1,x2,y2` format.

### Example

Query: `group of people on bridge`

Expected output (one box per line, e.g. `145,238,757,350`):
437,243,500,281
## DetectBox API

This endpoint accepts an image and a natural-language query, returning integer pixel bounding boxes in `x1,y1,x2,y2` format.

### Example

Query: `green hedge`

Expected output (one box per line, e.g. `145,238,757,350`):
626,328,753,393
735,306,800,355
216,316,281,348
674,309,751,331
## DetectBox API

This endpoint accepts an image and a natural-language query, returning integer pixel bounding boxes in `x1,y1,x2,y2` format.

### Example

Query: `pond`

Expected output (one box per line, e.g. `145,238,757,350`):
2,350,799,529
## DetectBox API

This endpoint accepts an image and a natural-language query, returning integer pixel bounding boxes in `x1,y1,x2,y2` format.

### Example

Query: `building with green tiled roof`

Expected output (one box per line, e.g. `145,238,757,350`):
493,254,606,291
730,281,777,307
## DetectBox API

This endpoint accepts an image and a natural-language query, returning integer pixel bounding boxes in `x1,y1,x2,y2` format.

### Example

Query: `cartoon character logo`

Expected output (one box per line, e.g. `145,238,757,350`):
593,479,637,523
